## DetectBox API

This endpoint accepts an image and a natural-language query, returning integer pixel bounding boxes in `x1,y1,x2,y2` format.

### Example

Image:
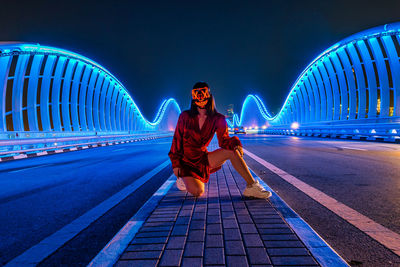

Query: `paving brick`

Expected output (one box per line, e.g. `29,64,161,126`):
135,231,170,238
204,247,225,265
131,236,168,244
263,240,305,248
119,250,162,260
237,215,253,223
115,259,158,267
221,204,233,211
147,217,176,222
207,215,221,224
159,249,183,266
188,229,205,242
247,247,271,265
240,223,258,234
224,228,242,240
221,211,236,219
143,221,174,227
184,242,204,257
207,223,222,234
190,219,206,230
140,226,172,232
179,209,193,216
206,234,223,247
253,218,283,224
181,257,203,267
176,216,191,225
243,234,264,247
171,224,189,236
192,212,206,220
126,243,165,252
258,228,293,235
223,219,239,229
270,256,318,265
225,240,246,255
226,255,249,267
267,247,311,256
167,236,186,249
261,234,299,241
208,206,220,212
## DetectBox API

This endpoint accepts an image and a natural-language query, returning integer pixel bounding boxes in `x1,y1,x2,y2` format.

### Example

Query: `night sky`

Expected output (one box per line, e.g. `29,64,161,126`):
1,0,400,118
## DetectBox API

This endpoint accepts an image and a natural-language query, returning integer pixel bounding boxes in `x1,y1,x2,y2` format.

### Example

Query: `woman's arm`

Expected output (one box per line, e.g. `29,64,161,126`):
216,115,243,155
168,113,185,171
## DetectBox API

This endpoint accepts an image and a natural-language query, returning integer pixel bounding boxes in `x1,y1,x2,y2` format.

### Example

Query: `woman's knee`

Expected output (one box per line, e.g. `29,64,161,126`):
223,149,237,160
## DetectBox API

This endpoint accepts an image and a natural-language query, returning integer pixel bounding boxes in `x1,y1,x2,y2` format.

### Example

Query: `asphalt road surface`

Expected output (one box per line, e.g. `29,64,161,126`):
242,134,400,266
1,134,400,266
0,138,173,266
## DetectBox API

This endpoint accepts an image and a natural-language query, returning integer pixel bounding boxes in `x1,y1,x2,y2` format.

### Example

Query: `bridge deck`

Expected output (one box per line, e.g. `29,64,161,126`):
113,160,320,267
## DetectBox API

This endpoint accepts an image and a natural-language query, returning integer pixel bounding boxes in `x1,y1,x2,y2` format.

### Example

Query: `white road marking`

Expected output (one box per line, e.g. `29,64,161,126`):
5,159,171,267
244,148,400,257
13,154,27,159
340,146,367,151
8,164,52,173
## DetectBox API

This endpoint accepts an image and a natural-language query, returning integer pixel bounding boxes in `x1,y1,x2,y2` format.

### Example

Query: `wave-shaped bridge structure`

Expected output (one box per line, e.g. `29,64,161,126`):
231,22,400,140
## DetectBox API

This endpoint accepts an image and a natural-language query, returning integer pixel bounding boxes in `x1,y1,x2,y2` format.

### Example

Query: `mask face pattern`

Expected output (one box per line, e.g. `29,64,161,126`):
192,87,210,108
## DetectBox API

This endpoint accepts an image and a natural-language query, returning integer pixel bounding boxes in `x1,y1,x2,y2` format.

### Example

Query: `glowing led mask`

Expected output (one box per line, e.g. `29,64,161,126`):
192,87,210,108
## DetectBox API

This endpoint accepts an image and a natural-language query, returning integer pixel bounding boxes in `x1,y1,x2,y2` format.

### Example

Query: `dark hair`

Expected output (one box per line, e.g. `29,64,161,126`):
192,81,209,89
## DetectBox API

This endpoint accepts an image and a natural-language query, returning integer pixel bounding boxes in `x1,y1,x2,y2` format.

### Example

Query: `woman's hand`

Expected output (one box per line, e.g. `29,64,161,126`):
173,167,181,178
234,146,244,157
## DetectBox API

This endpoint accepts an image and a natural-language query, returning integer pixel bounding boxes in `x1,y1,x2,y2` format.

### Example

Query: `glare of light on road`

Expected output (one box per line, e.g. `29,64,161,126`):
291,122,299,130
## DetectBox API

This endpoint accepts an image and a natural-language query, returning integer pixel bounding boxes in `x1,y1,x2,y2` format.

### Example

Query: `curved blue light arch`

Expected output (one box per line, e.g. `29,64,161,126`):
231,22,400,138
0,42,181,134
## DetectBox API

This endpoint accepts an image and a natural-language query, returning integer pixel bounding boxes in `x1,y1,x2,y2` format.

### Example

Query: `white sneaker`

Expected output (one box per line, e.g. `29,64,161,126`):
243,180,272,199
176,177,186,191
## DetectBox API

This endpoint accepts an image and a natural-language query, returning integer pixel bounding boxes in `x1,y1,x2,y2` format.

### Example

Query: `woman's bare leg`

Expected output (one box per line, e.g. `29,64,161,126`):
182,176,204,197
208,148,255,186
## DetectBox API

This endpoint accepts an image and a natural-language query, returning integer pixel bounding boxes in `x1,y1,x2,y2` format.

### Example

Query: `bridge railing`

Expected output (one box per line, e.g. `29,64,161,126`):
0,131,173,158
232,23,400,141
0,42,181,159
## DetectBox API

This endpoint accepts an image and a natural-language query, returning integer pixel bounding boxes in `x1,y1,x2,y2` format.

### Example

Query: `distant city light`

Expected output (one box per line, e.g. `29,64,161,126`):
291,122,299,130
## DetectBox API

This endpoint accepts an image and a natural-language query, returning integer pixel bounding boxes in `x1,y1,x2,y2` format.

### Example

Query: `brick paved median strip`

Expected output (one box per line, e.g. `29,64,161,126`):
92,142,347,266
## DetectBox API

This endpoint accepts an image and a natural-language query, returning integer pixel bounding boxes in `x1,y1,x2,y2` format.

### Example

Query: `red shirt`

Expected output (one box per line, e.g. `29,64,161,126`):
168,110,242,183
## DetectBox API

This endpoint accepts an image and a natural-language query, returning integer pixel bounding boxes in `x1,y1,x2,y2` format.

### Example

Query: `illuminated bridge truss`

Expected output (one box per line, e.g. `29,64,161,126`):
0,43,181,137
231,22,400,139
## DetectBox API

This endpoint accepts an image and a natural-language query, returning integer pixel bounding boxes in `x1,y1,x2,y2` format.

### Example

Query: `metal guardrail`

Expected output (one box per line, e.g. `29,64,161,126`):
259,121,400,142
0,132,173,158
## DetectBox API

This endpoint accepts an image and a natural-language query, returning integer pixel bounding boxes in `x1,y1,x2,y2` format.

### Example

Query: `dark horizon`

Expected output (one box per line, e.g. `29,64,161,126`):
1,0,400,118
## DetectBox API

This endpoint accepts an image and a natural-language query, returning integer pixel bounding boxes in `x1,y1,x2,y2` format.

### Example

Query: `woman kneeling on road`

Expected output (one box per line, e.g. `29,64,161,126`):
168,81,271,199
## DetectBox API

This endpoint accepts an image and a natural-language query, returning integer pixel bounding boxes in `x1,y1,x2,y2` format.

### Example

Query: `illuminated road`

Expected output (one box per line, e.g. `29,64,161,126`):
242,135,400,266
0,139,173,266
1,135,400,266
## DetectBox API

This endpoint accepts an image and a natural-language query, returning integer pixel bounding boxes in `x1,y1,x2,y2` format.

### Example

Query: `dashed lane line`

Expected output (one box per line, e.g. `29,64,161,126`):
4,159,171,267
340,146,367,151
8,164,53,173
244,148,400,257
